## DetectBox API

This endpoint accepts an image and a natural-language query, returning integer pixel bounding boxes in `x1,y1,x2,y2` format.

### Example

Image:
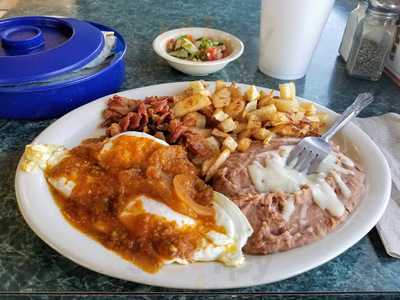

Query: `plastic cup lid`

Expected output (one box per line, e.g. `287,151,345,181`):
0,16,104,85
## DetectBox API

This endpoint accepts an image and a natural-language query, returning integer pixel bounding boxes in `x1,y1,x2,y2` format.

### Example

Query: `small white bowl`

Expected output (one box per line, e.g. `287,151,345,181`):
153,27,244,76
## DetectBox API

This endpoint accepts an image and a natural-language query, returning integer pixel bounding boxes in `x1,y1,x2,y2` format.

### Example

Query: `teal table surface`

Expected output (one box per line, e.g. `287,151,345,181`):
1,0,399,299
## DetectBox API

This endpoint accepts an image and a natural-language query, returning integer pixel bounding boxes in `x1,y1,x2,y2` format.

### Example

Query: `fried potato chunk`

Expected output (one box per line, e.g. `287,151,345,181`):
173,94,211,118
224,85,245,118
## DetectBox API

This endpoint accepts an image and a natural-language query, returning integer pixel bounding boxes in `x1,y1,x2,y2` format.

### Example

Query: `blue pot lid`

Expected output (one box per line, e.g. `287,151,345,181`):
0,16,104,85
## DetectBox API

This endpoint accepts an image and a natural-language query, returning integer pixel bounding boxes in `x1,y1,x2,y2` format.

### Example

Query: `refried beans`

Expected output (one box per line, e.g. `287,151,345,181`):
213,138,365,255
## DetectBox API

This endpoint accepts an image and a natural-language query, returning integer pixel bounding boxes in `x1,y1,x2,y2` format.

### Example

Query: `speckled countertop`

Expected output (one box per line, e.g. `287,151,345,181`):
1,0,399,299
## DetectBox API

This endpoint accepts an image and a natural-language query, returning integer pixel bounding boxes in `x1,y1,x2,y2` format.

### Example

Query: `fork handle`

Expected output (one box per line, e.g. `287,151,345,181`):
322,92,374,141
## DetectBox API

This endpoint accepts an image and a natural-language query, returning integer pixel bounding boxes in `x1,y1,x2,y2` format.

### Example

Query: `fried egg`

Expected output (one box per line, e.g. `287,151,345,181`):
119,191,252,267
21,131,253,268
21,144,68,172
21,144,74,198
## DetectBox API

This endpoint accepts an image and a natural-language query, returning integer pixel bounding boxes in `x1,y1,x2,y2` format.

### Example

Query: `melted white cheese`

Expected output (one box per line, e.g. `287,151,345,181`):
281,197,295,222
248,153,309,194
317,153,337,173
333,164,354,175
309,178,345,217
331,170,352,199
248,145,355,218
337,152,355,168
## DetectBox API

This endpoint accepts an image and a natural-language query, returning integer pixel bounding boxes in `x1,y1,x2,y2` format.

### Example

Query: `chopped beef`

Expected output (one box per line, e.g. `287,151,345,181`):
184,133,213,158
101,95,212,158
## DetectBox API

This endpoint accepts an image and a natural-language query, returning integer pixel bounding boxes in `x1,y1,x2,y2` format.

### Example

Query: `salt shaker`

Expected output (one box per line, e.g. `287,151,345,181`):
339,0,369,62
346,1,400,81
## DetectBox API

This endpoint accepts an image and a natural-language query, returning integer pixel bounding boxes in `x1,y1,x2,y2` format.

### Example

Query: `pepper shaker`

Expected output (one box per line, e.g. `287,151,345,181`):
346,0,400,81
339,0,369,62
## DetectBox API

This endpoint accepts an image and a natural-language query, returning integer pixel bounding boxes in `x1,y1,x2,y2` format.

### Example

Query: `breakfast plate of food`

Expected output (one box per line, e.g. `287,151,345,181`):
15,81,391,289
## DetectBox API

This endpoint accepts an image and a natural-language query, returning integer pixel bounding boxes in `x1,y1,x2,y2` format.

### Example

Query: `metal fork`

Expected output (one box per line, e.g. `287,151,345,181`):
286,92,374,174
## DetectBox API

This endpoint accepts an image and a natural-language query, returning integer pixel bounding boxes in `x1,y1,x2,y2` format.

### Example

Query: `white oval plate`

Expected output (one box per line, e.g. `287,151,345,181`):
15,82,391,289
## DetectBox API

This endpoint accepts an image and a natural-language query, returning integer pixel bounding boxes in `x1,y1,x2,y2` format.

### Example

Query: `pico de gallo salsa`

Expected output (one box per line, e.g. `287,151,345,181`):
166,35,229,62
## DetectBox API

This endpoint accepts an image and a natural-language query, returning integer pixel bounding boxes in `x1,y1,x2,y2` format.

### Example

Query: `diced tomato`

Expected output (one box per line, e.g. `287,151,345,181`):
206,47,218,61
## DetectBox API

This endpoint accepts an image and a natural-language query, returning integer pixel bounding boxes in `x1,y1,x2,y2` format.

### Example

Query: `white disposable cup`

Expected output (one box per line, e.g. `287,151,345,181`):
258,0,335,80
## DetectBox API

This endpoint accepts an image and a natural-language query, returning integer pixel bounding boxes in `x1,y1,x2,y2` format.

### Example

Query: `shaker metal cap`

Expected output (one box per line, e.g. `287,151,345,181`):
369,0,400,13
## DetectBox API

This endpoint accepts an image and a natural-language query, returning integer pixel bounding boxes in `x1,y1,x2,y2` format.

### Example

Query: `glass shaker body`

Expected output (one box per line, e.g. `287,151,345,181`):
346,9,398,81
339,0,369,61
